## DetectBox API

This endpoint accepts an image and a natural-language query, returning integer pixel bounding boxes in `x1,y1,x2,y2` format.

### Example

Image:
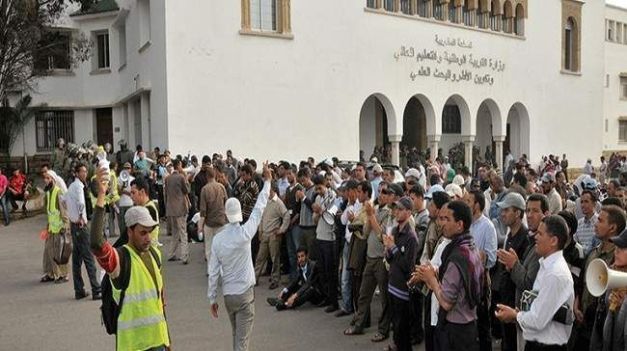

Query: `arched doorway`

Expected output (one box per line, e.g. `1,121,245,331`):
505,102,530,162
441,95,472,169
359,94,395,162
401,94,436,167
476,99,502,167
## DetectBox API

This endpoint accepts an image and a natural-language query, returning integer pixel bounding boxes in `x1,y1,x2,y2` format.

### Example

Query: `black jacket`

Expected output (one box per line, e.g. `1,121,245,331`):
385,222,418,297
287,259,321,297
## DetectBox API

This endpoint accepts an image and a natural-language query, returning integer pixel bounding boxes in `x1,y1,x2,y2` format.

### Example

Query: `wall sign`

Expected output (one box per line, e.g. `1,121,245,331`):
394,35,506,86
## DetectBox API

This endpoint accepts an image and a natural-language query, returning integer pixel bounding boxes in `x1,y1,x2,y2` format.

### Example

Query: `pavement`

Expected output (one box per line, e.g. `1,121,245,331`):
0,215,426,350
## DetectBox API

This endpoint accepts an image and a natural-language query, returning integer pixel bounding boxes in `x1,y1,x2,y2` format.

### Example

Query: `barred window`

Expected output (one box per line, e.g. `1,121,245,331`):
36,111,74,152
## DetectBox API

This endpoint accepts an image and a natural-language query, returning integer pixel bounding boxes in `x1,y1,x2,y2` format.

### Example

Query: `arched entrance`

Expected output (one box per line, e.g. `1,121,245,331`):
359,94,395,162
401,94,436,166
476,99,502,167
440,95,472,168
505,102,530,162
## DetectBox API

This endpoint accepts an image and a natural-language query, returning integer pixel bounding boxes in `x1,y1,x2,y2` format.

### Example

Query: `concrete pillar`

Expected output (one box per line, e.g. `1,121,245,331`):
140,93,151,148
462,135,475,173
494,135,506,172
427,135,441,163
389,134,402,166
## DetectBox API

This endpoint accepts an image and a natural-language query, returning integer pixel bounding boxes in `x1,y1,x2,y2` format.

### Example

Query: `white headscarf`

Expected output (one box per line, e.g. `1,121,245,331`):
47,170,68,194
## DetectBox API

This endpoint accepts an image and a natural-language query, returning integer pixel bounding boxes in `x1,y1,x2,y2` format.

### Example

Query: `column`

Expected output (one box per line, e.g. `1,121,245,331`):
493,135,506,172
410,0,418,15
140,93,151,148
427,134,441,163
389,134,402,166
376,0,383,9
462,135,475,173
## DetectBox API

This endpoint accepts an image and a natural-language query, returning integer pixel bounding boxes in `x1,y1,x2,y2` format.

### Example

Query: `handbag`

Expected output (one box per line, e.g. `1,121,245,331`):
53,230,72,265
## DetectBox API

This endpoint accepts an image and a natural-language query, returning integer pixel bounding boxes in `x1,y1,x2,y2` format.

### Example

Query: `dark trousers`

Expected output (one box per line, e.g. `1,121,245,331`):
391,294,413,351
156,184,165,218
435,320,479,351
498,293,517,351
524,341,567,351
71,224,100,294
280,284,324,309
410,289,425,342
317,239,338,307
300,227,318,260
477,299,493,351
0,194,9,225
424,291,435,351
354,257,391,335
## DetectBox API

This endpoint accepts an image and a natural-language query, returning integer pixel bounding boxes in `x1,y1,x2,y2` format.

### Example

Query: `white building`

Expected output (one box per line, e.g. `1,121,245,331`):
6,0,626,171
604,4,627,153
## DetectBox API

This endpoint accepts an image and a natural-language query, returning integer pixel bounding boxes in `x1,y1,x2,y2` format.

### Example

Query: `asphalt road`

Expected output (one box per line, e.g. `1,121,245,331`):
0,215,425,351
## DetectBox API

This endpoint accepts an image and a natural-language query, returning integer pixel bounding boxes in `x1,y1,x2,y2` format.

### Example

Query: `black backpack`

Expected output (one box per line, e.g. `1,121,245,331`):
100,246,161,335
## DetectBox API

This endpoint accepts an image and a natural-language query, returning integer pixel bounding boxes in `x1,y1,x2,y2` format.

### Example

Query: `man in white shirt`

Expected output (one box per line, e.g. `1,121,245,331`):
66,164,101,300
495,215,574,351
208,162,271,351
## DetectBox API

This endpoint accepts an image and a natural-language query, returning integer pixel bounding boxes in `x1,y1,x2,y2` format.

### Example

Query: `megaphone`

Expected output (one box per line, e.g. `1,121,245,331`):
586,258,627,297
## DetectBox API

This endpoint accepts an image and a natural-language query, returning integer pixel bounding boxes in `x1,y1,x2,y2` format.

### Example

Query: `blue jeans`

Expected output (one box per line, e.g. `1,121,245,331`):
340,241,353,312
71,223,101,295
0,194,9,225
287,225,303,280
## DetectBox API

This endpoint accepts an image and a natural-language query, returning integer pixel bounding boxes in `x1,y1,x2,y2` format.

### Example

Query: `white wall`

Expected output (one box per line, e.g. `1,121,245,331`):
162,0,605,166
604,5,627,152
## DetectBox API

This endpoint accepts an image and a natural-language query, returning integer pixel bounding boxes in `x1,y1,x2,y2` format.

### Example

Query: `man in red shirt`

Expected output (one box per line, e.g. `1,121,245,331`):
8,168,29,215
0,167,9,225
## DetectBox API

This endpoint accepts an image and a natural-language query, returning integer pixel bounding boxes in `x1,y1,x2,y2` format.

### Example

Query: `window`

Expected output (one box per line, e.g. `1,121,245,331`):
36,111,74,151
463,2,473,26
477,1,487,28
96,31,110,69
401,0,411,14
514,4,525,36
241,0,291,36
606,74,610,88
620,120,627,142
384,0,394,11
608,20,615,42
366,0,376,8
433,0,443,20
418,0,429,17
490,1,499,31
138,0,151,47
448,2,456,22
442,105,461,134
34,31,71,72
621,77,627,99
118,24,127,67
251,0,277,31
564,19,574,71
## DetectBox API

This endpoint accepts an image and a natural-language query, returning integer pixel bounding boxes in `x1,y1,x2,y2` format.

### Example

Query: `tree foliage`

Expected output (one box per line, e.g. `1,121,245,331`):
0,0,92,103
0,94,38,155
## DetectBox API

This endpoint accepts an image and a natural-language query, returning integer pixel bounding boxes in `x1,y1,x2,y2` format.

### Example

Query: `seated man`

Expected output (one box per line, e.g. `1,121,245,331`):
8,168,29,215
267,247,323,311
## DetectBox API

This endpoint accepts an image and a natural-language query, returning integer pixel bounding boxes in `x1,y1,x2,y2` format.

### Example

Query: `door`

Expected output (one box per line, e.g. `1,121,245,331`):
96,108,113,147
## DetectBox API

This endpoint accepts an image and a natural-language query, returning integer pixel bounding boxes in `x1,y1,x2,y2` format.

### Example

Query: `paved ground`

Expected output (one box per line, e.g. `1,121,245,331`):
0,215,426,350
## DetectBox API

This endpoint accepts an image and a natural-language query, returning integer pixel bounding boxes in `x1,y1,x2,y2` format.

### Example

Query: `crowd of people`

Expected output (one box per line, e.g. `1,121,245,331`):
5,137,627,351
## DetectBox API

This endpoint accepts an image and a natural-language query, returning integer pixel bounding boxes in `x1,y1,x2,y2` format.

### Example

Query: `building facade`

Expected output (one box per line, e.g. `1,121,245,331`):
604,4,627,153
7,0,624,171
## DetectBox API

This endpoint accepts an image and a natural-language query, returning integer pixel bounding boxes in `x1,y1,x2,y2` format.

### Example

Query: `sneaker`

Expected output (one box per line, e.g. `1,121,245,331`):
335,309,351,317
267,297,280,306
92,292,102,300
275,302,287,311
75,291,89,300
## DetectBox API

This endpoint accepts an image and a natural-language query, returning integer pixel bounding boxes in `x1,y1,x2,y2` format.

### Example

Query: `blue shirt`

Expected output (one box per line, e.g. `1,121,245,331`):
574,213,599,256
470,214,498,269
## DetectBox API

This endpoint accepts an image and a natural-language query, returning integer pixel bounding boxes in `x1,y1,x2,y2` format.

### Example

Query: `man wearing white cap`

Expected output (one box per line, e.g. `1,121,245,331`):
208,162,272,351
371,164,384,200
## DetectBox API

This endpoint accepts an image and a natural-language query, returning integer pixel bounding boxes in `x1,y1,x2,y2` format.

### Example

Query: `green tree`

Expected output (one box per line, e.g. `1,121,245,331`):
0,0,92,103
0,95,39,157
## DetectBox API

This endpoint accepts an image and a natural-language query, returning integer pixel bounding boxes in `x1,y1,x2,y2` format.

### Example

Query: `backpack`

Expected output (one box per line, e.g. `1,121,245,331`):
100,246,161,335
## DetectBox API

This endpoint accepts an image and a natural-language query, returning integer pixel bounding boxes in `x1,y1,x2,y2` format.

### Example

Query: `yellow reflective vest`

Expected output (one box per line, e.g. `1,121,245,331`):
113,245,170,350
46,186,64,235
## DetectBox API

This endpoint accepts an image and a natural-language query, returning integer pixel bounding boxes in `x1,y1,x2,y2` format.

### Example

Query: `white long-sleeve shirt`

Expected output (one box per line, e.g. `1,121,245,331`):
65,178,87,223
516,250,574,346
207,180,270,305
341,200,362,243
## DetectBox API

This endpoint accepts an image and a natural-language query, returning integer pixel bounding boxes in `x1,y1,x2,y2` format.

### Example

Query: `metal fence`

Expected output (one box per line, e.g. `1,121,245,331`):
35,111,74,152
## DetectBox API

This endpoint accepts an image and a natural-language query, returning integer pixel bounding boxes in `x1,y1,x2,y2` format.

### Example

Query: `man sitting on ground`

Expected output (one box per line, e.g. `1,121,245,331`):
267,247,323,311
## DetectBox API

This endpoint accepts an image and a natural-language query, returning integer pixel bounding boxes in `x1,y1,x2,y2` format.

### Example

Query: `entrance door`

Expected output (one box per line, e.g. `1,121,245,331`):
96,108,113,147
